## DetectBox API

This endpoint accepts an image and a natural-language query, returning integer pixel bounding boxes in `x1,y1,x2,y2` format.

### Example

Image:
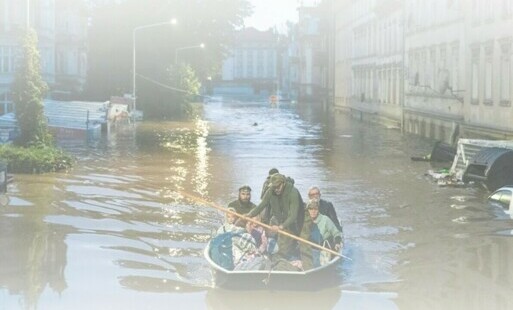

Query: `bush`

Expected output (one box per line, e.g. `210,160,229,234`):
0,144,74,173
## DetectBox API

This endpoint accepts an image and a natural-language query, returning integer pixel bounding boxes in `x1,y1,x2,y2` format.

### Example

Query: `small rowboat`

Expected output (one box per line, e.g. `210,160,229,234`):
178,192,344,289
204,240,343,289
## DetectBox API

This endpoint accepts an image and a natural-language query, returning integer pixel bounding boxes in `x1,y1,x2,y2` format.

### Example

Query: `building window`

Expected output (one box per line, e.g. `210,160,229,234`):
0,46,16,73
257,50,263,78
246,50,253,78
500,41,512,106
267,50,274,78
471,47,480,105
484,58,493,104
421,50,427,91
503,0,513,18
484,43,493,105
430,48,436,90
451,43,459,92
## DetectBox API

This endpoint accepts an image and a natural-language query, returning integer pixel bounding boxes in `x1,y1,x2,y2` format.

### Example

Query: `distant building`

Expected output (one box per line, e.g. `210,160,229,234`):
296,4,327,101
281,23,300,101
217,27,279,102
54,0,89,99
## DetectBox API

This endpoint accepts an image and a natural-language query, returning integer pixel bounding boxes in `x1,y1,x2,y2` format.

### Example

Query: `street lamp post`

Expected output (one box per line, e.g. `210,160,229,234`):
174,43,205,65
132,19,177,119
26,0,30,28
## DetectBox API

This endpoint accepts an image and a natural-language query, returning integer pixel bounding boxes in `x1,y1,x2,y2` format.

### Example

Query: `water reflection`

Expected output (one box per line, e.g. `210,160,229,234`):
0,175,69,309
205,287,342,310
192,119,211,197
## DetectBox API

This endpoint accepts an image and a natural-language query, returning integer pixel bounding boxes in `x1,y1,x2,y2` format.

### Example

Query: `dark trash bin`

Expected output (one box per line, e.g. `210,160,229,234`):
430,141,456,162
462,147,513,191
411,141,456,162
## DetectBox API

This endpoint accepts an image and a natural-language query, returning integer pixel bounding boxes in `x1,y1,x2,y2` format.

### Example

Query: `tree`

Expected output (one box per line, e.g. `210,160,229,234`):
172,63,201,117
11,28,52,147
141,63,201,119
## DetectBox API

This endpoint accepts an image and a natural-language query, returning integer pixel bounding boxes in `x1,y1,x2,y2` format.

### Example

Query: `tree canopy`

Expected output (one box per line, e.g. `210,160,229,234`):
85,0,252,118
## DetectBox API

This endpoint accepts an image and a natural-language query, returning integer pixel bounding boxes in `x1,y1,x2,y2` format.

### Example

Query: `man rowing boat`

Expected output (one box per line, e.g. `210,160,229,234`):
246,173,303,260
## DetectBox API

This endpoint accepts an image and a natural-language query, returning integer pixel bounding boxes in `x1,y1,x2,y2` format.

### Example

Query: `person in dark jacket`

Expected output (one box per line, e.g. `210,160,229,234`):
307,186,343,232
228,185,256,215
247,173,303,259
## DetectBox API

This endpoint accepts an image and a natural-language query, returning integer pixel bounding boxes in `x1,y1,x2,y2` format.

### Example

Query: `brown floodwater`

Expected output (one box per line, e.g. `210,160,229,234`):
1,101,512,309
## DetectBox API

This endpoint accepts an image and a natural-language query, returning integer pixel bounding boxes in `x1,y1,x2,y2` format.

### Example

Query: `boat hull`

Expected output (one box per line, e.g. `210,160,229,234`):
205,241,342,290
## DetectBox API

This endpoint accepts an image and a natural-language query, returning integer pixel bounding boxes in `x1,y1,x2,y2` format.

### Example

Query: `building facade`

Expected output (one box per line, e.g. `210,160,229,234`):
0,0,89,114
331,0,513,141
403,0,465,142
333,0,404,127
463,0,513,138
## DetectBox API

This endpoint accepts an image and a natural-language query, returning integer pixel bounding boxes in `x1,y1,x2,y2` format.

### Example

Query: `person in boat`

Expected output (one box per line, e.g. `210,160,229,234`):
260,168,279,225
232,216,278,270
245,216,266,251
246,173,303,260
215,207,242,236
232,232,265,270
307,186,343,232
299,198,343,269
260,168,279,199
228,185,256,215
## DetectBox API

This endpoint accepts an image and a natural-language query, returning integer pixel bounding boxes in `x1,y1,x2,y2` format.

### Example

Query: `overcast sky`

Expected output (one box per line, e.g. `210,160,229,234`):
245,0,299,32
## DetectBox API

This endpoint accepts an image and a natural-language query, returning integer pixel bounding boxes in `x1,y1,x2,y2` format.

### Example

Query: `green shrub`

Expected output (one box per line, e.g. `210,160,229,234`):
0,144,73,173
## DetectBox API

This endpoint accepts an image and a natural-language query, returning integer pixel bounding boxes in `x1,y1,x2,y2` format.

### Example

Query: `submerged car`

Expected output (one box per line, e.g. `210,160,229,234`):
487,186,513,217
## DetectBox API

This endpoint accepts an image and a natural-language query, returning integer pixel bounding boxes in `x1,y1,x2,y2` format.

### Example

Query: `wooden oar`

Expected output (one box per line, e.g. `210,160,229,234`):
179,191,346,259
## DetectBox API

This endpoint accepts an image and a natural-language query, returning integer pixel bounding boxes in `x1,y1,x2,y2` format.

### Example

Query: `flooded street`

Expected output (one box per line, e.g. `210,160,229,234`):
1,102,513,310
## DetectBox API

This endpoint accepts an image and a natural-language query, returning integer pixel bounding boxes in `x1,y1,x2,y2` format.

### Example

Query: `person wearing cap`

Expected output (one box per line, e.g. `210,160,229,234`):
260,168,279,199
246,173,303,259
307,186,343,232
227,185,256,215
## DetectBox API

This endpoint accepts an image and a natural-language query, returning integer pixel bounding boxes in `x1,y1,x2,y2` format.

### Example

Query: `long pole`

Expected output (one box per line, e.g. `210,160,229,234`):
180,191,346,258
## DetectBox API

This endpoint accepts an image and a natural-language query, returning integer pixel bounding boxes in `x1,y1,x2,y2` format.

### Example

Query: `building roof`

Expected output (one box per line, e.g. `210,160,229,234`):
235,27,277,43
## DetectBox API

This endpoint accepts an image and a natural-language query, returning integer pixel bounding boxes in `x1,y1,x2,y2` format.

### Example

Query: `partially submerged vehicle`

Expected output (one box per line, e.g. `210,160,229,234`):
487,186,513,218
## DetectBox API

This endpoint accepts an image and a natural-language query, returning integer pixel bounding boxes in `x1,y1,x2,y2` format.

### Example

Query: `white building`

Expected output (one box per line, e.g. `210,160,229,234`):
464,0,513,137
333,0,513,140
334,0,403,126
0,0,89,114
216,27,279,101
403,0,465,141
54,0,89,98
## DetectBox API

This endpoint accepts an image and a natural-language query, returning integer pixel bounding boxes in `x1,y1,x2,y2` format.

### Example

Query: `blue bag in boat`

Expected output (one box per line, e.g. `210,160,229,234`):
209,232,235,270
